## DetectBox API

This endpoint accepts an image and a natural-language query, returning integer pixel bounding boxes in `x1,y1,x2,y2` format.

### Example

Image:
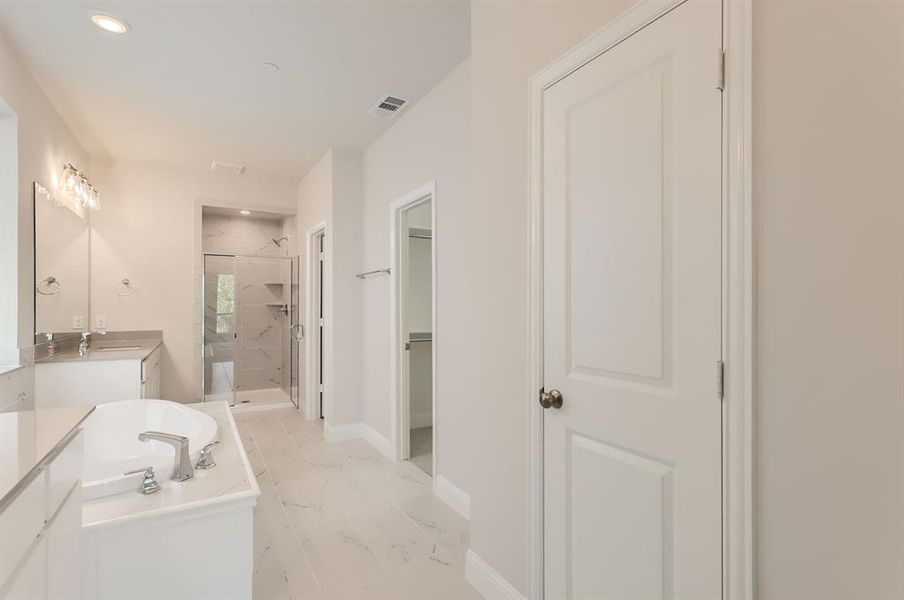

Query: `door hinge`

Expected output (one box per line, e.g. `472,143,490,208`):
319,383,324,392
715,360,725,400
716,50,725,91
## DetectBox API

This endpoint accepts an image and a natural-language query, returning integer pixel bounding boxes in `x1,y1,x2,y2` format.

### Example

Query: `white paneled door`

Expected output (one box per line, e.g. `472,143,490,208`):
542,1,723,598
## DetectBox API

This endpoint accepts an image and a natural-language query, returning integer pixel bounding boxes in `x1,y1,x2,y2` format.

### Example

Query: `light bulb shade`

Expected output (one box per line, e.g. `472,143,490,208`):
56,164,100,211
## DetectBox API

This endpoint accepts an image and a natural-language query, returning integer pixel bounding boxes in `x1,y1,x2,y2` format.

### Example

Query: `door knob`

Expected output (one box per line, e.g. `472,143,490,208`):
539,388,563,409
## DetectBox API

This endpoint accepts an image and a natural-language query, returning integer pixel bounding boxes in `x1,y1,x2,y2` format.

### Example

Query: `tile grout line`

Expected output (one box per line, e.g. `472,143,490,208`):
250,408,473,599
244,412,327,599
326,433,468,583
277,415,416,600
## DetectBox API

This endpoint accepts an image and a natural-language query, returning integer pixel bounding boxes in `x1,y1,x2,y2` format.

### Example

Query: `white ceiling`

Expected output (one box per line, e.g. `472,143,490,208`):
0,1,469,179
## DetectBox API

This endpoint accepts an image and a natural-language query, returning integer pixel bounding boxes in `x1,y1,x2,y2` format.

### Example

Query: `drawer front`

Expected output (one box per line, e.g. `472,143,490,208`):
46,484,82,600
45,431,83,521
0,473,46,587
0,533,47,600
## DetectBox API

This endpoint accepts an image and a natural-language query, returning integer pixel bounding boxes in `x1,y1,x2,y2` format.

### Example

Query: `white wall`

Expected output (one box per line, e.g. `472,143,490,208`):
328,149,364,427
467,3,633,590
359,59,471,483
753,2,904,597
90,159,296,403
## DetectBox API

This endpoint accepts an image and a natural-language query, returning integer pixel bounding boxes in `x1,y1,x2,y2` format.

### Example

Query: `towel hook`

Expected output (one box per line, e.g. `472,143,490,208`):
36,276,62,296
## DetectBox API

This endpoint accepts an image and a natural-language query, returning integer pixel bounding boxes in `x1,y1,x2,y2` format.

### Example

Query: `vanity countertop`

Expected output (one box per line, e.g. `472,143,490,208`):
0,405,94,508
37,339,161,363
82,401,259,528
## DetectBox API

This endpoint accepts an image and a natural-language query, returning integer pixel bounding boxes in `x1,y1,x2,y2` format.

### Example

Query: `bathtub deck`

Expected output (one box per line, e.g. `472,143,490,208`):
82,401,258,527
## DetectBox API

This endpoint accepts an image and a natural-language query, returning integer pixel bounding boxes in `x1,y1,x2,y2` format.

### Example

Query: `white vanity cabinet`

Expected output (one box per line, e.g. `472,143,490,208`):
139,346,161,399
35,344,163,408
0,430,85,600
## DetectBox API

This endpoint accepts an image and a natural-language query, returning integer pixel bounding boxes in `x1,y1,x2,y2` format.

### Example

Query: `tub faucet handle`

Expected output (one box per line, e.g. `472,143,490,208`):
196,441,219,470
124,466,161,495
137,431,193,481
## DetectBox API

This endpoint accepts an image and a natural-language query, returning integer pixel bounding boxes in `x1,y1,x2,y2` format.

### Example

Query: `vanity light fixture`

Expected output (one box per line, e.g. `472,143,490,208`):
239,210,251,216
91,13,130,34
34,182,55,204
57,163,100,210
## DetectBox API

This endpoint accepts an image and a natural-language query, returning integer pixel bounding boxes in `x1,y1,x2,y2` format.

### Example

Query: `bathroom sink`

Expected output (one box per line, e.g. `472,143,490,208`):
94,346,142,352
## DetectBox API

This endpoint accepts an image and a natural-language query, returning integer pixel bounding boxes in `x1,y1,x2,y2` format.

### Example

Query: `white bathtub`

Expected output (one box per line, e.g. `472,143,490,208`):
82,399,218,500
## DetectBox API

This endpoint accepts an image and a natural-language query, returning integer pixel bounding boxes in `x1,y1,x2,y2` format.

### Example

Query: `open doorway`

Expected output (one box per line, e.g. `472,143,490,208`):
391,183,436,477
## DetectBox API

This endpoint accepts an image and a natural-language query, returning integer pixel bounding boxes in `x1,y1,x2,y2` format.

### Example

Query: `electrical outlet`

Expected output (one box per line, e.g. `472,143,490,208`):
96,315,107,330
72,315,84,329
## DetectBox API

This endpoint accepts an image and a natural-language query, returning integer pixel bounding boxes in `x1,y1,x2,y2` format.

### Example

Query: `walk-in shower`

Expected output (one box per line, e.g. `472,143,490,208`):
202,253,299,408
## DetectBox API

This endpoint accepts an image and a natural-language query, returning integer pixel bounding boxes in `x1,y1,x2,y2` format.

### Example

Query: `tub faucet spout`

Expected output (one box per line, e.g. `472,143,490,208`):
138,431,194,482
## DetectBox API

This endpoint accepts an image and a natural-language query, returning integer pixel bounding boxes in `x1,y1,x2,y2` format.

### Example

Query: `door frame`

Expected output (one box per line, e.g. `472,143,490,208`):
526,0,754,598
389,181,437,471
305,222,327,421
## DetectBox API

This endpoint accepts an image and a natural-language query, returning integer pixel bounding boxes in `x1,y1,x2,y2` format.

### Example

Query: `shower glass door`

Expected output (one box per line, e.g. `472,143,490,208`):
289,257,300,409
203,255,237,406
204,253,297,408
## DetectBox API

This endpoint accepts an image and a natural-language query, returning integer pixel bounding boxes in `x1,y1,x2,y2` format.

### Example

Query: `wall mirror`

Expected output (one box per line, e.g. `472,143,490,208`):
0,100,18,371
33,181,90,338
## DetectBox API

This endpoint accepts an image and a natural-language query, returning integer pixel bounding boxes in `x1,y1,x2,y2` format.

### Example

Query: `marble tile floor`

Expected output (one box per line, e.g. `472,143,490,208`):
234,408,480,600
409,427,433,477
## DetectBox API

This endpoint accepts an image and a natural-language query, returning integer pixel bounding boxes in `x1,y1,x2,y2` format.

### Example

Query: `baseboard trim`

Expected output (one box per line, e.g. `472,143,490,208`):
361,424,395,460
410,413,433,429
465,550,526,600
324,422,396,461
323,421,361,442
434,474,470,520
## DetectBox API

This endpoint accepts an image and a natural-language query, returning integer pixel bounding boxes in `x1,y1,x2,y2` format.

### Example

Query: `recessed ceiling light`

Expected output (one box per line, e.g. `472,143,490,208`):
263,62,280,72
239,210,251,216
91,13,130,34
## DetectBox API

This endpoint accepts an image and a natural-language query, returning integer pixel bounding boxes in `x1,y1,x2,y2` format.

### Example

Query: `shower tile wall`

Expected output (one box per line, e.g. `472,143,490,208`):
201,212,292,399
202,213,287,257
236,257,288,393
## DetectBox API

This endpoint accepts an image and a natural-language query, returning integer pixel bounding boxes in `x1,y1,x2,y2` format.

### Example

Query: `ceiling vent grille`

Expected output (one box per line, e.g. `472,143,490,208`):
369,95,408,118
210,160,246,175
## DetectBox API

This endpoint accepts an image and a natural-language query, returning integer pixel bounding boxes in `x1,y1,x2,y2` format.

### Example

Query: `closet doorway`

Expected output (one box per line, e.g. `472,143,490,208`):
391,183,436,477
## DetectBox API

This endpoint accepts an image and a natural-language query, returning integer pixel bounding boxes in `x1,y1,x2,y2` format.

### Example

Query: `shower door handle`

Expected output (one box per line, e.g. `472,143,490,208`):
290,324,304,340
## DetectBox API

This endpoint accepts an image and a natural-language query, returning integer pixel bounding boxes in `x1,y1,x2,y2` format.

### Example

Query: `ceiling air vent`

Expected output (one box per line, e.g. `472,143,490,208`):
369,94,408,118
210,160,246,175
